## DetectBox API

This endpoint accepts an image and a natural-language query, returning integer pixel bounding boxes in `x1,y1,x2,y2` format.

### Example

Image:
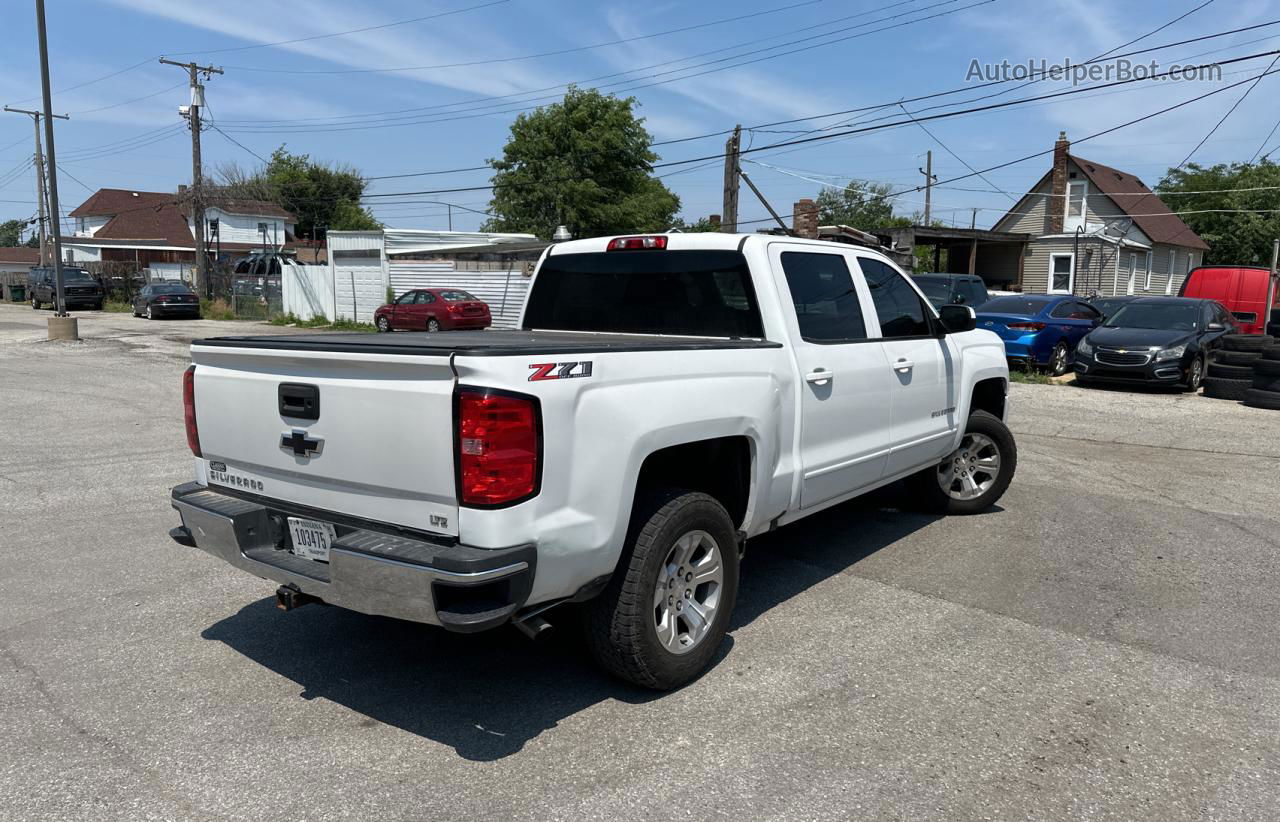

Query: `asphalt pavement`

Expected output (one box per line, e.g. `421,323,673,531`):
3,301,1280,821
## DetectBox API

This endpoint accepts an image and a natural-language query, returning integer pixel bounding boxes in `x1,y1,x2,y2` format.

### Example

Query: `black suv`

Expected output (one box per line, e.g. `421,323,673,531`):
28,266,104,311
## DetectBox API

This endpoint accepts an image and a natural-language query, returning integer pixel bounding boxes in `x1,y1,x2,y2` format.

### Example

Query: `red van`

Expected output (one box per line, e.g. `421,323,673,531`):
1179,265,1278,335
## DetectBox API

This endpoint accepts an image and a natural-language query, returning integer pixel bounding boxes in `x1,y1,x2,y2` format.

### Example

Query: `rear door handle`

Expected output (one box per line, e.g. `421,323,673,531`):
805,369,833,385
893,359,915,372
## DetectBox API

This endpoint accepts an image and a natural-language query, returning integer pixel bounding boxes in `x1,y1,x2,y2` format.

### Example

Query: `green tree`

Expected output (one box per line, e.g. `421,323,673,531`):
0,218,27,247
1156,160,1280,265
670,215,720,232
483,87,679,240
215,147,381,242
815,180,898,229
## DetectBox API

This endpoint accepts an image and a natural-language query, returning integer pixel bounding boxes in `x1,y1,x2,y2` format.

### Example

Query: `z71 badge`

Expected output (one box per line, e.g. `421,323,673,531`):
529,361,593,381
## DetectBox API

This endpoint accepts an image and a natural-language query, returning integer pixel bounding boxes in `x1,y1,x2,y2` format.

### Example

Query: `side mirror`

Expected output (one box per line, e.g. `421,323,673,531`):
938,304,977,334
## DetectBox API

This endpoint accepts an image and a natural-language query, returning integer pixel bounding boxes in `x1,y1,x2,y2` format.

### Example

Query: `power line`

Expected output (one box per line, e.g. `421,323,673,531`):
895,102,1013,201
1251,116,1280,163
1173,51,1280,170
69,82,187,116
354,51,1280,200
165,0,511,57
357,19,1280,182
216,0,980,132
222,0,826,72
54,164,95,194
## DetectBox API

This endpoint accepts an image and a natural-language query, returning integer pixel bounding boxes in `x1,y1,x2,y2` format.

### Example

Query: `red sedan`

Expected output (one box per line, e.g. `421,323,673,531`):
374,288,492,332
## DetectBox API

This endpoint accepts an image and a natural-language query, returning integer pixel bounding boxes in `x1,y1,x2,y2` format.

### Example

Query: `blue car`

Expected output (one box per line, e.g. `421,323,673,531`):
976,295,1103,376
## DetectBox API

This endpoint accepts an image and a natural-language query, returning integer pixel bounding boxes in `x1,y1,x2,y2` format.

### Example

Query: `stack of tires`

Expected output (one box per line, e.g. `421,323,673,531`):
1204,334,1274,400
1246,341,1280,410
1269,307,1280,338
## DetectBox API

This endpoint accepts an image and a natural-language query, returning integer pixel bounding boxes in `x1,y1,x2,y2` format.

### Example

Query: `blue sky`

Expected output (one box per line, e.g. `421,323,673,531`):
0,0,1277,237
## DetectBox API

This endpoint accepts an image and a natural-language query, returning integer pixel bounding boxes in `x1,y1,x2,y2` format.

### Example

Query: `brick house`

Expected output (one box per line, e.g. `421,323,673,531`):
990,132,1209,296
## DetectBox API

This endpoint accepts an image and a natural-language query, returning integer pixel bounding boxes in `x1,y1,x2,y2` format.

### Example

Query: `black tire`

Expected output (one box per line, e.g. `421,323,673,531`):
375,316,390,333
1183,355,1205,392
1202,376,1252,401
145,305,154,320
1047,342,1069,377
1214,349,1263,366
584,491,740,691
31,296,40,309
1255,359,1280,378
427,317,440,332
1243,388,1280,410
1269,323,1280,338
1207,362,1254,380
1221,334,1274,352
911,410,1017,515
1263,346,1280,362
1252,372,1280,392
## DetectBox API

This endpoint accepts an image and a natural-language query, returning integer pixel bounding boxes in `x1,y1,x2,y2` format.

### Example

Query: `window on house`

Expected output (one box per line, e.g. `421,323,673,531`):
1050,254,1073,293
1166,249,1177,295
1065,181,1086,227
1186,252,1195,275
1143,251,1152,291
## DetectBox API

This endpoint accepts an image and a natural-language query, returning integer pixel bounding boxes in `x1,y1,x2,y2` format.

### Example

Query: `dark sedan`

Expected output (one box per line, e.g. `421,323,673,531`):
132,282,201,320
1089,294,1142,320
1074,297,1237,391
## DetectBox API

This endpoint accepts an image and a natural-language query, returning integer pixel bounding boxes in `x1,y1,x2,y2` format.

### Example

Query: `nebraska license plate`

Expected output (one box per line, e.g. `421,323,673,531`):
287,517,336,562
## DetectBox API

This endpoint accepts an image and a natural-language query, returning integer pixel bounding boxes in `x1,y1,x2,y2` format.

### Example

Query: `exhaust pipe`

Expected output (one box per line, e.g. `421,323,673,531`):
275,584,321,611
513,614,553,641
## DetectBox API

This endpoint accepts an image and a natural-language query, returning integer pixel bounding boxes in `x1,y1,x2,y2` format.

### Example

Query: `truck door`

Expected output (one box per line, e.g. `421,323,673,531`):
855,256,957,477
770,244,894,509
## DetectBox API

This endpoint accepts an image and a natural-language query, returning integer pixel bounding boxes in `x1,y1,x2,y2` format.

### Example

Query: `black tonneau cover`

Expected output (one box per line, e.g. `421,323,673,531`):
194,329,781,356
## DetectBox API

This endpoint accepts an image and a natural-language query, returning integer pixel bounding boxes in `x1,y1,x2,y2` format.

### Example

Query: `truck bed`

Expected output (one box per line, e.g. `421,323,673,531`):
194,329,782,356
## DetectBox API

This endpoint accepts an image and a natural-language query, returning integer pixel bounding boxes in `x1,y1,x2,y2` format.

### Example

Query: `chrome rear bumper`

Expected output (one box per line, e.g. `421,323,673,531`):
170,482,535,632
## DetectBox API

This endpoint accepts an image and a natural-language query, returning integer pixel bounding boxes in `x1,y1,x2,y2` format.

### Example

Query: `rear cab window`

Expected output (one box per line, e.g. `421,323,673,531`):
524,250,764,338
779,252,867,343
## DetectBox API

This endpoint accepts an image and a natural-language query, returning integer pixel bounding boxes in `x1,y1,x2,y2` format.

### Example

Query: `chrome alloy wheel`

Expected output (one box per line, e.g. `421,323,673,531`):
937,432,1002,501
653,529,724,655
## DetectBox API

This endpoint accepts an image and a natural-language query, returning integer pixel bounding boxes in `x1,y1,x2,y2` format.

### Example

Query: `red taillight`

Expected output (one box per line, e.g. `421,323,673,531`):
607,235,668,251
447,302,461,313
157,295,171,303
456,389,539,507
1007,321,1046,332
183,365,201,457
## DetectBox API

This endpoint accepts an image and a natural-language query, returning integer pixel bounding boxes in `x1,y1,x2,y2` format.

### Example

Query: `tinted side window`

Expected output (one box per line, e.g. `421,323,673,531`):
859,258,932,338
1049,301,1076,319
1074,303,1101,320
421,292,436,304
780,252,867,343
963,280,988,306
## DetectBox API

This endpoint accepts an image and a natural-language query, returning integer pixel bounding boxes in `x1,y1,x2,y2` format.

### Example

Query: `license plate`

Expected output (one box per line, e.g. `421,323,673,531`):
287,517,336,562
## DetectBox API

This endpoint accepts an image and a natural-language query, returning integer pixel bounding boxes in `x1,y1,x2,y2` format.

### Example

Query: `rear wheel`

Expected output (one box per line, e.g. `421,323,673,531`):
427,317,440,332
31,296,40,310
1047,342,1069,377
913,410,1017,515
585,491,739,690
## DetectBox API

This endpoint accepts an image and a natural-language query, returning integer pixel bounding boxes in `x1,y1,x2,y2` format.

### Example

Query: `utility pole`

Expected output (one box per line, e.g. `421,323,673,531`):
160,57,222,298
33,0,73,333
968,207,979,276
919,150,937,225
4,106,68,267
720,124,741,233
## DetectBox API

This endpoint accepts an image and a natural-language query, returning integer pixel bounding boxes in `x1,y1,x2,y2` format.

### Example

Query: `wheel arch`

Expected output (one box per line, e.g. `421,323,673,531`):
630,435,756,532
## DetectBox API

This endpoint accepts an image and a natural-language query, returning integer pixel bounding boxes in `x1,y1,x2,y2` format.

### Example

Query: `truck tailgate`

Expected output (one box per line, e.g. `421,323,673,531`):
189,344,458,537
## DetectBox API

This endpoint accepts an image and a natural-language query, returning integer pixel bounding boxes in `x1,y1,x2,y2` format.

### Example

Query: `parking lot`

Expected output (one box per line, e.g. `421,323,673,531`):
3,300,1280,821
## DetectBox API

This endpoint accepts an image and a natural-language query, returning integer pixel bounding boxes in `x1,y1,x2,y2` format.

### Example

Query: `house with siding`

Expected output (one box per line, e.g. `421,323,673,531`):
63,188,296,276
991,132,1209,297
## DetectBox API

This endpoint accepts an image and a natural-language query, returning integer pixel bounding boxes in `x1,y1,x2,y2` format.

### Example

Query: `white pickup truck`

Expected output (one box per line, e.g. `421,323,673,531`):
171,232,1015,689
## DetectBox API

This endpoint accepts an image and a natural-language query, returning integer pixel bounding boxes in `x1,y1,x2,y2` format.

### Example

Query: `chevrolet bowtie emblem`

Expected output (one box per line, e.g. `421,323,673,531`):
1117,349,1128,354
281,429,323,458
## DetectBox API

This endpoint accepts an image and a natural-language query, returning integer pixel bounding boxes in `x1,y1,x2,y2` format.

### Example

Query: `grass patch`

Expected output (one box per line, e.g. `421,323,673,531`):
269,312,375,332
1008,368,1058,385
102,300,133,313
200,297,236,321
